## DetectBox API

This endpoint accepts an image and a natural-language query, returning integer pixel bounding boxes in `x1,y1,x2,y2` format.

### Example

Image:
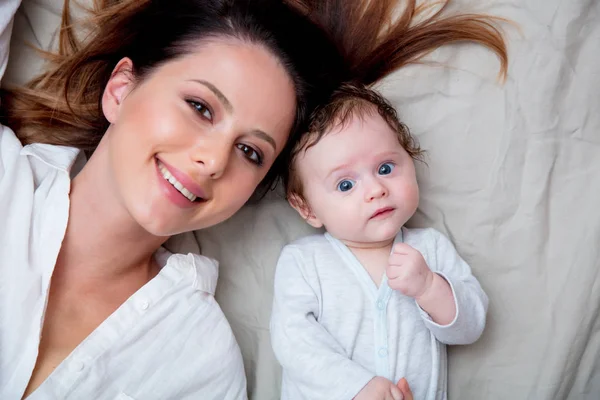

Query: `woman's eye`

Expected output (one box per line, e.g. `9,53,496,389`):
236,144,263,166
337,179,355,192
378,162,395,175
187,100,213,121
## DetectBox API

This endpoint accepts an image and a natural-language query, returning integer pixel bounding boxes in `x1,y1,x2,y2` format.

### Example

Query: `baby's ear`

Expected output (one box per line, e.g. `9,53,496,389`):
288,193,323,229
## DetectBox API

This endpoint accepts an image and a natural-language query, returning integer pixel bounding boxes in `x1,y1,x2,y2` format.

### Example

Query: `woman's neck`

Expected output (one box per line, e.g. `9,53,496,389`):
56,153,165,288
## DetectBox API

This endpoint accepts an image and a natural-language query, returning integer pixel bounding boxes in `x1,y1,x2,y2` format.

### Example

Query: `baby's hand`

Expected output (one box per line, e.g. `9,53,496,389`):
354,377,404,400
387,243,434,299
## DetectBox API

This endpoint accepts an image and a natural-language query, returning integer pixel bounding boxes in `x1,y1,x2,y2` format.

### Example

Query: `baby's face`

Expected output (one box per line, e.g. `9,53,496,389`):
293,111,419,247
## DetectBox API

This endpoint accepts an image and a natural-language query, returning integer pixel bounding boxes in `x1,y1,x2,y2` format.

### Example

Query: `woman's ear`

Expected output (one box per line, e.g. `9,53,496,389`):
102,57,135,123
288,193,323,228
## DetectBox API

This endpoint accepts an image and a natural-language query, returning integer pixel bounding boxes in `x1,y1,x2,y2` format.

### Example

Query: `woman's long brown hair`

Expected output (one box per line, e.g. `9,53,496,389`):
0,0,346,150
1,0,507,146
0,0,348,195
287,0,508,84
1,0,507,190
0,0,147,150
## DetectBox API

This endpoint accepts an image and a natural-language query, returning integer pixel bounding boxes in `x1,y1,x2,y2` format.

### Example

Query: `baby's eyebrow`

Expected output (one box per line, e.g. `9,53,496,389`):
376,150,403,160
325,163,351,181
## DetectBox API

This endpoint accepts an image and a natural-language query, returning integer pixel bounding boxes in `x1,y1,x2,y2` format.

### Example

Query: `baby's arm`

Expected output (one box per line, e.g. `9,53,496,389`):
270,246,375,400
416,272,456,325
387,229,488,345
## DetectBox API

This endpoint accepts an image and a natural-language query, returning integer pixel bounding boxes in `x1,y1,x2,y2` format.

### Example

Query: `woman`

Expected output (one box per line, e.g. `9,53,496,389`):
0,0,346,398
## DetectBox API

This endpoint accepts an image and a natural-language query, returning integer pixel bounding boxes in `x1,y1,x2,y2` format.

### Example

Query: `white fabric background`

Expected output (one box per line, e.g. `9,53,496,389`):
4,1,599,398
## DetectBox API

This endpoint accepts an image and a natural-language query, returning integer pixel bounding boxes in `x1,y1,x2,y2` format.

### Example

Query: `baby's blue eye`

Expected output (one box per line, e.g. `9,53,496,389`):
378,163,394,175
337,180,355,192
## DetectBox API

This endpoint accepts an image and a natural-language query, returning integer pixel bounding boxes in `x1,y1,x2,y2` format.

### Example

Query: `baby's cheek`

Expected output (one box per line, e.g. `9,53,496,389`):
403,181,420,209
326,204,356,235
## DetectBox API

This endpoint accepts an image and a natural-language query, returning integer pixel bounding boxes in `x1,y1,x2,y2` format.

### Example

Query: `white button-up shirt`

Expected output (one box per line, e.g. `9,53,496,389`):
0,123,248,400
0,3,247,397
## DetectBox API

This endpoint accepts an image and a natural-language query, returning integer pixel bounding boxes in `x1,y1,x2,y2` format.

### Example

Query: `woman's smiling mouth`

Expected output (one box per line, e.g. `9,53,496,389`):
158,161,198,202
155,158,208,206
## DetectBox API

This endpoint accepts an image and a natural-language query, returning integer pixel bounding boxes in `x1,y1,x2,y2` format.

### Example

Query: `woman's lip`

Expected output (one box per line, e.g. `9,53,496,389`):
156,162,200,209
156,157,207,199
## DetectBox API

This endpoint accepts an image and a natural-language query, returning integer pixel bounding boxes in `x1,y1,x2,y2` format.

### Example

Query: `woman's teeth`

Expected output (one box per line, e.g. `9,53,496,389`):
158,162,198,202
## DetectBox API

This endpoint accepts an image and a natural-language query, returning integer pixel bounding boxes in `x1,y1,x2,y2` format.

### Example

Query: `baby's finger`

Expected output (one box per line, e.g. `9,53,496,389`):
388,253,407,267
386,264,398,279
392,243,414,255
390,385,404,400
384,392,396,400
396,378,413,400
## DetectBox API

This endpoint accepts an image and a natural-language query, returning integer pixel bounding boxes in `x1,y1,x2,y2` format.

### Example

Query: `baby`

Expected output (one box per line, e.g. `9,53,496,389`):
270,83,488,400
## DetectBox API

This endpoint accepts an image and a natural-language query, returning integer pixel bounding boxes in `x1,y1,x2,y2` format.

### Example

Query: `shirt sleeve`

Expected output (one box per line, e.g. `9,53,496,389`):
179,303,249,400
417,229,489,345
0,0,22,183
0,0,21,85
270,246,375,400
213,337,248,400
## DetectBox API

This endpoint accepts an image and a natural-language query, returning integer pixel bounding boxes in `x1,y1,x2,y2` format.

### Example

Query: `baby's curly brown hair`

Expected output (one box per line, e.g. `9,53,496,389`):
284,82,425,204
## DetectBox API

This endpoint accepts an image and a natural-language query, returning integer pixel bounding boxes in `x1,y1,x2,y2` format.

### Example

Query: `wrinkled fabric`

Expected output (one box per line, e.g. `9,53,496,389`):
4,0,600,399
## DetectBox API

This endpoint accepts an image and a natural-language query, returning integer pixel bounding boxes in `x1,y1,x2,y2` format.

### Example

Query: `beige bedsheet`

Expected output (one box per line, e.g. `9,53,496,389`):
4,0,599,399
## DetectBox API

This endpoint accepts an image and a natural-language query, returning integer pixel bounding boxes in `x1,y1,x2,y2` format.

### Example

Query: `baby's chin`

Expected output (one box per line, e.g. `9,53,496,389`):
334,231,400,250
325,220,403,248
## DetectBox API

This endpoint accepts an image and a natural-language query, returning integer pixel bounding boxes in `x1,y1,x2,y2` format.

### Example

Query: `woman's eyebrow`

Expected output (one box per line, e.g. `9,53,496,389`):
188,79,233,114
249,129,276,151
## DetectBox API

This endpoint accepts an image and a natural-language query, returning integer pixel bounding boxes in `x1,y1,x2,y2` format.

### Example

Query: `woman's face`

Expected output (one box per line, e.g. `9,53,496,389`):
100,38,296,236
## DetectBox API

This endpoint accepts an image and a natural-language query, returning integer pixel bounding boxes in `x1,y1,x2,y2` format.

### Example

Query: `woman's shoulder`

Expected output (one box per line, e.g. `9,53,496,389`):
158,248,235,342
153,249,246,382
102,255,247,399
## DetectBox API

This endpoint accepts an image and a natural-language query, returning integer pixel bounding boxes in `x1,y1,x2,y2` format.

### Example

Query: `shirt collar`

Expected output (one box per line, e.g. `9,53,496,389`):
156,247,218,295
20,142,218,294
20,142,82,175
